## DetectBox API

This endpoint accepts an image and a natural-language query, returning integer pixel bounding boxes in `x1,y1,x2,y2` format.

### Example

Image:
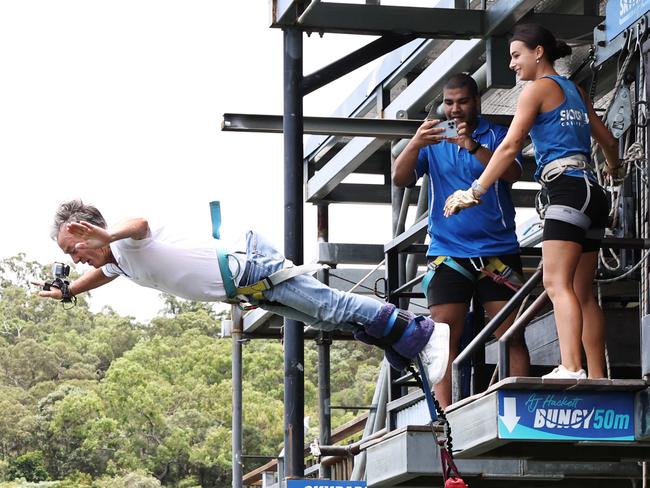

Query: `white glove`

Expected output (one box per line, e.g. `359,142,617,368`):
443,189,481,217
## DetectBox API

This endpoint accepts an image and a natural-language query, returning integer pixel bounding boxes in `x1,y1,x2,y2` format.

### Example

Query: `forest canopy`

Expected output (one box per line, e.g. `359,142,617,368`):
0,255,382,487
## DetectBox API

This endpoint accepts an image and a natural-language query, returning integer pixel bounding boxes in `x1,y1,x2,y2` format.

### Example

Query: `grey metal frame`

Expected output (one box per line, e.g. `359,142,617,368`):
228,1,650,485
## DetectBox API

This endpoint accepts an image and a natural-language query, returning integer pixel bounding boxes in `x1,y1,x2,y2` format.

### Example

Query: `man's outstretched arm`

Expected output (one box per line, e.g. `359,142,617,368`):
68,218,150,250
33,267,118,300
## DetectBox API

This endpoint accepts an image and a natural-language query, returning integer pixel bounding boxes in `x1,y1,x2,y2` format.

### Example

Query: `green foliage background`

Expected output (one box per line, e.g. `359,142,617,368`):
0,256,382,487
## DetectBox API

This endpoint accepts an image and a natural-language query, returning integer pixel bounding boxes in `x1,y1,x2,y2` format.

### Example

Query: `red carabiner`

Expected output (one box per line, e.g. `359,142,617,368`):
445,477,469,488
441,447,469,487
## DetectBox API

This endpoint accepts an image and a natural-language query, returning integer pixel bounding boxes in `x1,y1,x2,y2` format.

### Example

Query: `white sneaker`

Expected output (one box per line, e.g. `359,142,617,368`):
542,364,586,380
418,321,450,386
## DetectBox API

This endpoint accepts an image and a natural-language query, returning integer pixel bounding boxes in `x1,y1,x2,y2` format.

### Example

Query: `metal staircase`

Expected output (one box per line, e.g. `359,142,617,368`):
226,1,650,486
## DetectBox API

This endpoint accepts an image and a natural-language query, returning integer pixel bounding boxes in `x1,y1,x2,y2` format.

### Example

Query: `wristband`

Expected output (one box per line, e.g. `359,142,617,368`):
468,141,481,155
470,179,487,197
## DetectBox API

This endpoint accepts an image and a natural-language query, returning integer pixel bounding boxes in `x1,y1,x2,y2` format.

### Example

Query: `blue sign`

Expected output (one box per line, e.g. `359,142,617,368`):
606,0,650,41
288,481,366,488
497,390,635,441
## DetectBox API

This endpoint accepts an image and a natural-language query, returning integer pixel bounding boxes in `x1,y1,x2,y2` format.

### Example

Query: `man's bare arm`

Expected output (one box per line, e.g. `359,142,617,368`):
68,218,150,250
34,267,117,300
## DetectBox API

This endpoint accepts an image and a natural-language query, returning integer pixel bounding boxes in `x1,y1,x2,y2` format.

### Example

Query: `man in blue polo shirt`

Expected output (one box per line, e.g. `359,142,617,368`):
393,73,529,407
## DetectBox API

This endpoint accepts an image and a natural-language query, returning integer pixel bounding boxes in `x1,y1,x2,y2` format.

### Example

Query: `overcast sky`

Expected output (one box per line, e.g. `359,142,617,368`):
0,1,411,321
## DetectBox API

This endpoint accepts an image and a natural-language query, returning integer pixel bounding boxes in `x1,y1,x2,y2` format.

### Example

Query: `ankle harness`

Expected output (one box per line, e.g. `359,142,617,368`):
381,309,417,346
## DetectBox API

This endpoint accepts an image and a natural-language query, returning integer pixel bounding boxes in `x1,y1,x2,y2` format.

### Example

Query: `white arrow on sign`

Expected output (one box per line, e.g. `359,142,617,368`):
499,397,520,433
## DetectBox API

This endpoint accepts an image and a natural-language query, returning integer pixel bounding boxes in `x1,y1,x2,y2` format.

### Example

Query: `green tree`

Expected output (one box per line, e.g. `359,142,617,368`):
6,451,49,482
0,255,385,487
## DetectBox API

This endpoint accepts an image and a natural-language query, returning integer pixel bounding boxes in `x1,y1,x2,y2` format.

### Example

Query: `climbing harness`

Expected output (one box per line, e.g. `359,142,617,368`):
539,154,590,182
421,256,522,299
410,357,468,488
209,201,323,306
536,155,595,231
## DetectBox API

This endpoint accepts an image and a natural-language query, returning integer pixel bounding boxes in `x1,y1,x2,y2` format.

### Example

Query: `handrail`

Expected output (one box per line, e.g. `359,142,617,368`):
242,413,369,485
497,290,549,380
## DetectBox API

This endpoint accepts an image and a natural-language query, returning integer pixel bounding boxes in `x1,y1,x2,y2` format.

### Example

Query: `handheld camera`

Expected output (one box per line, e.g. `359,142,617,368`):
43,262,75,304
52,262,70,280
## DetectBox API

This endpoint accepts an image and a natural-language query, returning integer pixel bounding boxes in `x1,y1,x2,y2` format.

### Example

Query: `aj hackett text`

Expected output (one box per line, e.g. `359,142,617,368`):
559,107,589,127
523,394,630,430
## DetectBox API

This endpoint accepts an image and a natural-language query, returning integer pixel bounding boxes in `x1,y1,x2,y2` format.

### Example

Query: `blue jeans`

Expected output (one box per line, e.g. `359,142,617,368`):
241,231,383,332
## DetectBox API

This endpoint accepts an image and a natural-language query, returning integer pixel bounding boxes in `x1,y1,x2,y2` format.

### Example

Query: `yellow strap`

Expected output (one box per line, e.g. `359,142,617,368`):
480,257,508,276
478,257,523,284
432,256,447,267
233,262,325,301
235,281,269,296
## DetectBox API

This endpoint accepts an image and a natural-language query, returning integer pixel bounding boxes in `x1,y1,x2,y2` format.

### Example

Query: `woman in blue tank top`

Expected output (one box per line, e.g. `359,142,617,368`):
443,24,621,380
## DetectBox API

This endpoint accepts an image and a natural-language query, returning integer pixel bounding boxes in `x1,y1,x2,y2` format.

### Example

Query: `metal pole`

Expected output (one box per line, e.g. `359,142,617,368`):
390,141,408,309
405,174,429,281
316,203,332,480
283,26,305,480
231,308,243,488
317,333,332,479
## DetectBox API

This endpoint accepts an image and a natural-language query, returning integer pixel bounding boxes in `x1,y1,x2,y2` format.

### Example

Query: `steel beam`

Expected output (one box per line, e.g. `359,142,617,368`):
318,242,384,265
307,137,385,201
293,4,483,38
222,113,422,138
282,27,305,479
302,34,416,95
385,218,428,255
223,113,520,139
487,36,515,90
282,0,524,39
527,13,604,39
319,183,420,205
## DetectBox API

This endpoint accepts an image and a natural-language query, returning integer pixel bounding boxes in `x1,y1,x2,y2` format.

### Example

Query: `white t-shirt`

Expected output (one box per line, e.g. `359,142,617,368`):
101,224,246,302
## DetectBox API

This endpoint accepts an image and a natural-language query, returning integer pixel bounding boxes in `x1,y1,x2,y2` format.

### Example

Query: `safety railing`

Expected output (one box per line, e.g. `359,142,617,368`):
242,413,368,488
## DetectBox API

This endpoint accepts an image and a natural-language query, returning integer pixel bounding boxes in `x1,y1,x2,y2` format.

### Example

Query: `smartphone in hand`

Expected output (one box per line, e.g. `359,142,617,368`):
425,105,457,138
438,119,458,139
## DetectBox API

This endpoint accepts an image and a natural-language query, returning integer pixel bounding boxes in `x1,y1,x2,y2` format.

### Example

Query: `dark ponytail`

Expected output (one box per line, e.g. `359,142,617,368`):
511,23,572,61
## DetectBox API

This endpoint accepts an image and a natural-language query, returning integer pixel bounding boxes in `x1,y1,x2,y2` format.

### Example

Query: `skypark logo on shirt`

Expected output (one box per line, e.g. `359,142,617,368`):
559,108,589,127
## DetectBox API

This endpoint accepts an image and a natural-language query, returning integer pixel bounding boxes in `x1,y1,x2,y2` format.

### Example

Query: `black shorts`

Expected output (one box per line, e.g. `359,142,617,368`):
425,254,523,307
542,174,609,252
